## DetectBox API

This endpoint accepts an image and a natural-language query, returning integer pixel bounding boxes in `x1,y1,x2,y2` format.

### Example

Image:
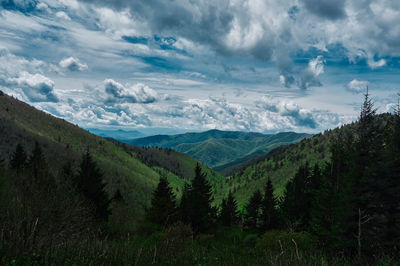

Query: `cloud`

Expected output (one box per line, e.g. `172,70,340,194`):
36,2,50,12
6,71,58,102
279,74,295,88
0,47,58,102
299,56,325,90
59,57,88,71
0,47,46,75
345,79,369,94
367,58,387,69
73,0,400,71
301,0,346,20
55,11,71,20
256,97,318,128
104,79,158,104
1,0,37,11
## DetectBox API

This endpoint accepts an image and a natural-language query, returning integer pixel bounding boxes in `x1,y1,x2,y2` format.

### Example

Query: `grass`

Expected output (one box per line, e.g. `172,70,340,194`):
2,226,397,265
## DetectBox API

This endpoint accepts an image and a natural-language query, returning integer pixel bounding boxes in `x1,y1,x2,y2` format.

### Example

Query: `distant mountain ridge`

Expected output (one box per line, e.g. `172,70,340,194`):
86,128,145,140
125,129,311,172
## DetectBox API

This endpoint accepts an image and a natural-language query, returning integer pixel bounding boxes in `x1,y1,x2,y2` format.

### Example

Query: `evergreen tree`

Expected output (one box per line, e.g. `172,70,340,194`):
187,163,214,233
219,190,238,227
179,182,192,225
260,178,279,232
244,190,262,231
77,150,110,221
145,176,176,227
10,143,27,172
355,89,384,253
280,163,312,231
310,134,356,252
379,106,400,248
27,142,52,187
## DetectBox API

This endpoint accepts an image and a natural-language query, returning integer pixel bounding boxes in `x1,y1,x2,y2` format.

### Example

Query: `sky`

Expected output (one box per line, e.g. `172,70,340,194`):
0,0,399,134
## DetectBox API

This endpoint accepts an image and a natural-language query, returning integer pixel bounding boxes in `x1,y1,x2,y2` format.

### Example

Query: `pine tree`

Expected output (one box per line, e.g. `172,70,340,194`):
145,176,176,227
77,150,110,221
179,182,192,225
187,163,214,233
355,89,384,253
280,163,312,231
379,103,400,248
10,143,27,172
260,178,279,232
244,190,262,232
219,190,238,227
309,134,356,252
27,142,51,185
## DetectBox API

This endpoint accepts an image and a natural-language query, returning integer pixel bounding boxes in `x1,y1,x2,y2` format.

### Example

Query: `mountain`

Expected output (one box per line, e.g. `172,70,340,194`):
215,121,365,207
126,130,311,172
0,93,223,214
86,128,145,140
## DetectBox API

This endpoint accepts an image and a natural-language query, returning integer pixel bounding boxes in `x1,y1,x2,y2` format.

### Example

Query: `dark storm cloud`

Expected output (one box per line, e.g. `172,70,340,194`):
301,0,347,20
78,0,235,53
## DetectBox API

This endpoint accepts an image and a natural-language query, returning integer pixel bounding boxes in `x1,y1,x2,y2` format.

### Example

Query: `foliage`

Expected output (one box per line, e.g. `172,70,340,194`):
128,130,310,170
77,150,110,221
243,190,262,232
144,176,176,228
9,144,27,171
179,163,215,233
219,190,239,227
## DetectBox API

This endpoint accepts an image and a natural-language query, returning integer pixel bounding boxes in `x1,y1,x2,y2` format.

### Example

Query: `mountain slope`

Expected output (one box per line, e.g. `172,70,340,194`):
215,122,362,207
0,93,222,214
126,130,311,171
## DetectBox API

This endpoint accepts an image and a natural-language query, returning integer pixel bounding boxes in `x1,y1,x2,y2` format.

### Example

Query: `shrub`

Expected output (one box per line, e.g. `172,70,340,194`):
243,233,258,247
256,230,315,252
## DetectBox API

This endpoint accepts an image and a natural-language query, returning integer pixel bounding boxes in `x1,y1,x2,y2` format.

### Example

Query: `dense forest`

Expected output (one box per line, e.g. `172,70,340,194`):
1,91,400,265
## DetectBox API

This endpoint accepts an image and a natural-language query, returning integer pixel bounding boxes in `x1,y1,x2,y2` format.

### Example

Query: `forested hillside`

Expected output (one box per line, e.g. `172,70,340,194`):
216,125,343,206
0,92,221,223
127,130,310,171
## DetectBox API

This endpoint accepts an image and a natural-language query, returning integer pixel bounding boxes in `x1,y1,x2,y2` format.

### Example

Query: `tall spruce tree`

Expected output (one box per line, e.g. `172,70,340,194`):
187,163,214,233
77,150,110,221
145,176,176,227
310,133,356,252
219,190,238,227
280,163,312,231
27,142,52,186
179,182,192,225
379,104,400,248
355,89,384,253
244,190,262,232
260,178,279,232
10,143,27,172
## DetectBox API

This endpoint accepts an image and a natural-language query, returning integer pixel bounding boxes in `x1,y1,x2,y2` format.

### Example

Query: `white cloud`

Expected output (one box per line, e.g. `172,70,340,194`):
6,71,58,102
345,79,369,94
36,2,51,12
55,11,71,20
367,58,387,69
256,96,318,128
59,57,88,71
0,48,58,102
298,56,325,90
104,79,158,104
0,47,46,76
